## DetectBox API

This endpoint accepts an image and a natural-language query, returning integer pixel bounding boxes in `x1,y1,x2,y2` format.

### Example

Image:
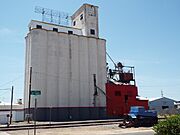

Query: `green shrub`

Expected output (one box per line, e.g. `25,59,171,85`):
153,115,180,135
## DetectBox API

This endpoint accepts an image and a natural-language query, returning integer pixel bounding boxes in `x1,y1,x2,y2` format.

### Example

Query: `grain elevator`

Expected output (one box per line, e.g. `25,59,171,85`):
24,4,107,121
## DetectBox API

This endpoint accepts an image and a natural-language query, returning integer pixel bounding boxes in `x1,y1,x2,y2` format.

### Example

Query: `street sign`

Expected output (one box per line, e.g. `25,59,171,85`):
31,90,41,96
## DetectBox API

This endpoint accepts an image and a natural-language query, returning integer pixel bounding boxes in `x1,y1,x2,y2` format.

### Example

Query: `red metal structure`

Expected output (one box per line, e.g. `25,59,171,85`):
106,62,148,116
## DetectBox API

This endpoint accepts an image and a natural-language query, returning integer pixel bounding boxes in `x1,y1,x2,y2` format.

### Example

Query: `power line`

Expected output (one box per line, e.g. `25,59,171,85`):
0,88,11,90
0,75,23,87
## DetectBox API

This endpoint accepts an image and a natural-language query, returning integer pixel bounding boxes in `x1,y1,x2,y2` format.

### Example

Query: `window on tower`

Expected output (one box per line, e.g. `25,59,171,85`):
53,28,58,32
80,14,83,20
90,29,95,35
73,21,76,26
68,31,73,34
36,25,42,29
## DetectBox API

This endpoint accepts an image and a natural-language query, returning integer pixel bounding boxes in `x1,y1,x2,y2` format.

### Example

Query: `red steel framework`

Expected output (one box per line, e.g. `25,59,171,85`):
106,62,148,116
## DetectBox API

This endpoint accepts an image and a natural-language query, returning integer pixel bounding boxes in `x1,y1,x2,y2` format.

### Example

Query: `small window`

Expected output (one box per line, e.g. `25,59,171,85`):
90,29,95,35
68,31,73,34
36,25,42,29
162,106,169,109
29,27,31,31
53,28,58,32
73,21,76,26
115,91,121,96
125,95,128,103
80,14,83,20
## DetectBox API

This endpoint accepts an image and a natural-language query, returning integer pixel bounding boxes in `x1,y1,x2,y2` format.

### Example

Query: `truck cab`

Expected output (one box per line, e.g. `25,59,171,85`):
120,106,158,127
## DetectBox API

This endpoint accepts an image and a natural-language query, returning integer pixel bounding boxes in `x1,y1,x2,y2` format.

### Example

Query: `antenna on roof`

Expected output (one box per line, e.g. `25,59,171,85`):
161,90,164,97
35,6,71,26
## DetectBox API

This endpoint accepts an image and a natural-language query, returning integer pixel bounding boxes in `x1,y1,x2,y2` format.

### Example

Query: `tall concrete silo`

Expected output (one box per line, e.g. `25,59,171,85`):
24,4,106,121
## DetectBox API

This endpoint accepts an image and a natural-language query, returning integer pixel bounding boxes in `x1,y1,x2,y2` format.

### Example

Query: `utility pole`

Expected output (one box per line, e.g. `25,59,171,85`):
10,86,14,124
28,66,32,123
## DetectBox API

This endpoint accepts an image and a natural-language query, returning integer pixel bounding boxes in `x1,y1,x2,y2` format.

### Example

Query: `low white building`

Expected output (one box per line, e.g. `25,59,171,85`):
149,97,177,115
0,102,24,124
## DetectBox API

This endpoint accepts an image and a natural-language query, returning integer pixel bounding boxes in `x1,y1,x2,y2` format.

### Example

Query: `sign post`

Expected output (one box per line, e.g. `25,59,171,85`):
34,98,37,135
30,90,41,135
30,90,41,96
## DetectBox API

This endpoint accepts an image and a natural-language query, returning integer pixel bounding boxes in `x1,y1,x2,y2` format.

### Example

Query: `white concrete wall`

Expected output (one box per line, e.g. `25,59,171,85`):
71,4,99,38
24,28,106,108
84,5,99,38
72,10,85,30
29,20,82,36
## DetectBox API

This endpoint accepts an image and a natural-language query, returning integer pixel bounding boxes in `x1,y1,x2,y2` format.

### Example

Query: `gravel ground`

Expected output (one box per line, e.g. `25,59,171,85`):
0,124,155,135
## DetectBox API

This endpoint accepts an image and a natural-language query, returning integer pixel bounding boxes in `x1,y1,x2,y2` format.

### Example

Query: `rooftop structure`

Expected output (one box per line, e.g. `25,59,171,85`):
29,4,99,38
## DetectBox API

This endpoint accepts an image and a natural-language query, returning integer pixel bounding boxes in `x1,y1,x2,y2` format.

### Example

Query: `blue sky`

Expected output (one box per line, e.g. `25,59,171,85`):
0,0,180,103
